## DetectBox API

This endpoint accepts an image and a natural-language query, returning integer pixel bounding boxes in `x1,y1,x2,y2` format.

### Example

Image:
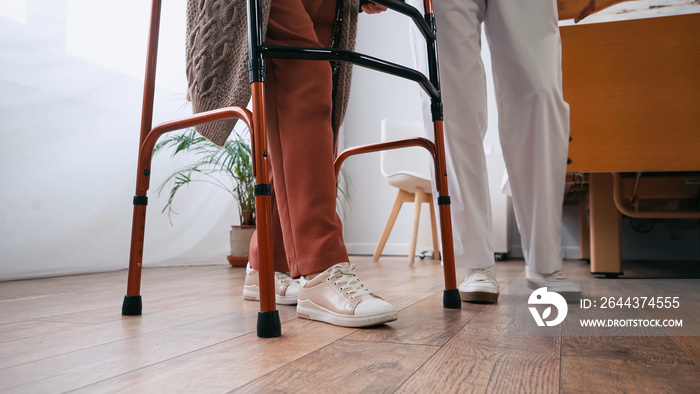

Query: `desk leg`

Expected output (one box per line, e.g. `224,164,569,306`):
589,173,623,277
579,192,591,260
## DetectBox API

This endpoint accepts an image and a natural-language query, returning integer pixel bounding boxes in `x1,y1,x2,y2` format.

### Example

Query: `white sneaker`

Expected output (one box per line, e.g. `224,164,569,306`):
297,263,398,327
243,263,300,305
526,269,581,302
458,266,499,303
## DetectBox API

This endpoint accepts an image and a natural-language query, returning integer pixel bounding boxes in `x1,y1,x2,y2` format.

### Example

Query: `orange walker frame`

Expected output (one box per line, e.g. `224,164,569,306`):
122,0,460,337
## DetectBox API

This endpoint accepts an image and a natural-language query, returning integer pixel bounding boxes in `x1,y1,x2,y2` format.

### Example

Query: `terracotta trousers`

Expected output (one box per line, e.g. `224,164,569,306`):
248,0,349,278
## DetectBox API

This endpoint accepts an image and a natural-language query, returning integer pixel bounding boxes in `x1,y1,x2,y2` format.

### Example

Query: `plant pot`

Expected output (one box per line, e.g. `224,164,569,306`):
227,225,256,267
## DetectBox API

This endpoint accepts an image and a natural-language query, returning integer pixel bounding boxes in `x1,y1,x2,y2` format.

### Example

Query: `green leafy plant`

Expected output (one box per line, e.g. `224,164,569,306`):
153,127,353,226
153,128,255,225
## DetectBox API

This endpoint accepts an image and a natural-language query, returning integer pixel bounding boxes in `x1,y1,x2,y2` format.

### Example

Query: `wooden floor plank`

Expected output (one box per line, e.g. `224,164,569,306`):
374,289,436,311
174,303,299,334
0,294,257,369
39,287,240,326
396,274,561,393
0,328,237,393
234,339,439,393
0,285,123,325
396,325,561,393
0,320,90,344
563,336,697,365
561,356,700,393
0,266,241,325
345,292,483,346
353,258,448,294
561,336,700,392
70,319,357,393
674,335,700,364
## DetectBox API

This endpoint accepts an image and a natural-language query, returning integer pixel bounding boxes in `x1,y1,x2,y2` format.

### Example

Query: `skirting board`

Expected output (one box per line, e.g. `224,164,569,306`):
509,246,582,260
347,243,581,261
346,242,438,257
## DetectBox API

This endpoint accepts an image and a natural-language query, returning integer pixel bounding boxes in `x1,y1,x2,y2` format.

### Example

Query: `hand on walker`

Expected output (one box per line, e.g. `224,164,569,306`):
362,2,388,14
573,0,597,23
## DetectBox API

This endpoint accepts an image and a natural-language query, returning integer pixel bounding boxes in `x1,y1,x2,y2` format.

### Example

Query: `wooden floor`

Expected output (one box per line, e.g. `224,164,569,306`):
1,257,699,393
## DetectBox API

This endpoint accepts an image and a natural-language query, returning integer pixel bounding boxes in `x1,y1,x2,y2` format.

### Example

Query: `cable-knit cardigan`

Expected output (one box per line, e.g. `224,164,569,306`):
185,0,360,152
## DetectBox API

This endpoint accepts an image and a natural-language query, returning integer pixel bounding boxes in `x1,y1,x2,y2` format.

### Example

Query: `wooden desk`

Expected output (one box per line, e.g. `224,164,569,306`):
561,13,700,275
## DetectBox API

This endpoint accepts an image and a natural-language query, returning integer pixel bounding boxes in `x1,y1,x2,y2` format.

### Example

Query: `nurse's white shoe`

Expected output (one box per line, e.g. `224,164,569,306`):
526,269,581,302
458,266,499,303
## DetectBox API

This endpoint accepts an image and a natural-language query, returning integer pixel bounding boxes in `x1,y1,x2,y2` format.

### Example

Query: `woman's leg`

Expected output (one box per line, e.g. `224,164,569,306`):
248,0,348,278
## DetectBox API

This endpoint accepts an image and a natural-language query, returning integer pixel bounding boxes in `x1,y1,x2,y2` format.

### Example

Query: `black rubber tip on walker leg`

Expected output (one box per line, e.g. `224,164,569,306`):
122,295,142,316
257,310,281,338
443,289,462,309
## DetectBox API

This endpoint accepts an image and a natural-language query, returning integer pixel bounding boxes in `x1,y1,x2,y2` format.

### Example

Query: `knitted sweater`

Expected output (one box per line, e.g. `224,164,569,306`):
185,0,360,149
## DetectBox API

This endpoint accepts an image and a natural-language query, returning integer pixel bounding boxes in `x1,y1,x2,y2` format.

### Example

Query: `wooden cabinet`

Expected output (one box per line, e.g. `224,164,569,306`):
561,13,700,275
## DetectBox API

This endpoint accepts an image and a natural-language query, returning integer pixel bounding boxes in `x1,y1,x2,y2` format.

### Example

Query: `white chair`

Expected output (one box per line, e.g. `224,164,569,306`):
374,119,440,263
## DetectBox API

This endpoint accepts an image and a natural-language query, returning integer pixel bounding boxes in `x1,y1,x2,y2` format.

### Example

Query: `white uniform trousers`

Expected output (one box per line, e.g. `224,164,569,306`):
412,0,570,274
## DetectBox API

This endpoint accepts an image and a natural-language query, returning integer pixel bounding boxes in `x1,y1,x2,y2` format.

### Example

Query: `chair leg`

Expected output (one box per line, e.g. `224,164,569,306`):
409,188,425,264
427,193,440,260
374,189,410,261
579,192,591,260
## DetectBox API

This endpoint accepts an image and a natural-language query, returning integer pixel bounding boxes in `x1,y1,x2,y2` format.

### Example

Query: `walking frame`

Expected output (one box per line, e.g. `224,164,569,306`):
122,0,461,338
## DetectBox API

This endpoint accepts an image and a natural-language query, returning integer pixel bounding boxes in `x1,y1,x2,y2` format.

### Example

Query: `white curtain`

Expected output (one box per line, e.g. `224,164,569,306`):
0,0,239,280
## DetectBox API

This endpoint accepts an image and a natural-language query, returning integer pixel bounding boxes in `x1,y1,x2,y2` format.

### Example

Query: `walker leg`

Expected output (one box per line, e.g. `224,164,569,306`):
254,190,281,338
251,80,281,338
123,0,161,316
247,0,281,337
122,295,142,316
122,196,147,315
439,203,461,308
432,120,461,309
439,201,461,309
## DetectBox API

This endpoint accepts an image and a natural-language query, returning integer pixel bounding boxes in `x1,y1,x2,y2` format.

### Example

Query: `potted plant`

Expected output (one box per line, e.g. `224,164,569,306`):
153,128,255,267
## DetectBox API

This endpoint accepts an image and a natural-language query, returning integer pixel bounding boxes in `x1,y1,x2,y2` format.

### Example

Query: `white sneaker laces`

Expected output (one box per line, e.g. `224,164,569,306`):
471,268,492,283
275,272,292,284
326,264,371,300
